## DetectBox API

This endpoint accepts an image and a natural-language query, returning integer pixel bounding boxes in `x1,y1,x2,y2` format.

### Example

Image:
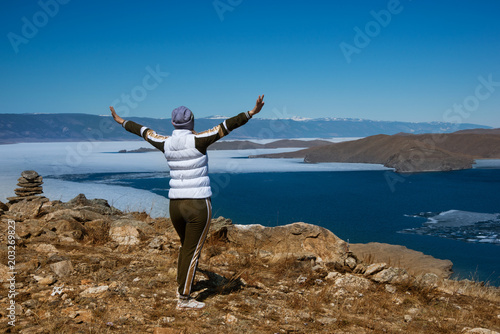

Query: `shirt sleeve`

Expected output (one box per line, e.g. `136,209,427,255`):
122,120,168,153
194,111,252,154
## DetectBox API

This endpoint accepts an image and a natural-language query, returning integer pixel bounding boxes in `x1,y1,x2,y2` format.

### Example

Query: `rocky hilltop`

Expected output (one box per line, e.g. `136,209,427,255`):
0,172,499,333
252,128,500,172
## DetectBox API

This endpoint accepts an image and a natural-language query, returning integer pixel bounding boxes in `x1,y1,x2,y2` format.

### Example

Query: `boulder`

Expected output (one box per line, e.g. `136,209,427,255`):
417,272,439,288
110,218,155,235
80,285,109,296
50,220,87,235
28,243,59,254
33,275,56,285
364,263,387,276
371,267,409,284
50,260,74,277
462,328,499,334
44,208,105,223
109,225,144,245
65,194,118,215
224,222,348,266
8,199,44,219
334,273,372,290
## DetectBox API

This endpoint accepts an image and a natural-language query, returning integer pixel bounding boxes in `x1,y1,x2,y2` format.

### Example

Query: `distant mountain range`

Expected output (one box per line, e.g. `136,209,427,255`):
0,113,491,144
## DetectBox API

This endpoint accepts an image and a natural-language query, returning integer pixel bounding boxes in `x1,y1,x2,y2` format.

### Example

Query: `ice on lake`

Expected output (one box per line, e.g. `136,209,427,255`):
402,210,500,245
1,139,387,217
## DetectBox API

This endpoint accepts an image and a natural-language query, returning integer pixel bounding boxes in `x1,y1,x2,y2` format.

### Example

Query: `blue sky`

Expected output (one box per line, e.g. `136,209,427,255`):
1,0,499,126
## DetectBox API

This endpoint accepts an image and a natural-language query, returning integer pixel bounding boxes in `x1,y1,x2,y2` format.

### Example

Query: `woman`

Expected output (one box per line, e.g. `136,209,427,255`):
110,95,264,309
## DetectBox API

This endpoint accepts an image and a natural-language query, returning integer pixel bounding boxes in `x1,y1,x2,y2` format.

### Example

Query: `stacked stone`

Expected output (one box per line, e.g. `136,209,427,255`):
7,170,48,203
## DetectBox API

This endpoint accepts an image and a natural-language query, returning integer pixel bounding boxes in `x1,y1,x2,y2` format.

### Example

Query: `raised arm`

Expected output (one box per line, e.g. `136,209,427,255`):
194,95,265,154
109,106,167,152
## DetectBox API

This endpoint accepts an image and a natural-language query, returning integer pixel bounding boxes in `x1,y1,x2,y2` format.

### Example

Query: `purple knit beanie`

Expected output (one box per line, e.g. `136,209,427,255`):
171,106,194,130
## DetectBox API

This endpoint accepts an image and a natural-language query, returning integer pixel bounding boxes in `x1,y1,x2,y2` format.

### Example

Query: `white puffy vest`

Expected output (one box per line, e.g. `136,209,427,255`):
164,130,212,199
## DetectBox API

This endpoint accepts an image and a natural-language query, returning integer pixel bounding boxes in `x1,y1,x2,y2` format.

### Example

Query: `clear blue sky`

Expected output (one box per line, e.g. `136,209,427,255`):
1,0,499,126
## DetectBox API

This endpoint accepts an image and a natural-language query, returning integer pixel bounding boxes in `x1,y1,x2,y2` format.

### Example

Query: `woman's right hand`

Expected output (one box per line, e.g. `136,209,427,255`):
110,106,125,125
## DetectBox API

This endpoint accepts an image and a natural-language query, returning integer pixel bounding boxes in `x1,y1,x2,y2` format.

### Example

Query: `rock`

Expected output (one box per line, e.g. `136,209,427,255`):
334,273,372,290
16,181,43,187
365,263,387,276
109,225,144,245
16,259,40,274
50,260,74,277
351,242,453,279
85,219,110,230
33,275,56,285
80,285,109,296
462,328,500,334
110,218,154,235
0,201,10,211
8,199,44,219
67,193,108,208
148,236,165,249
53,219,86,231
209,216,233,236
325,271,341,281
44,209,105,223
317,317,337,325
21,170,39,180
371,267,409,284
74,310,93,323
385,284,397,294
417,272,439,288
60,230,83,241
225,222,348,266
345,256,357,270
15,186,43,193
153,328,184,334
66,194,118,215
408,307,420,315
7,195,48,203
48,254,70,263
224,313,238,324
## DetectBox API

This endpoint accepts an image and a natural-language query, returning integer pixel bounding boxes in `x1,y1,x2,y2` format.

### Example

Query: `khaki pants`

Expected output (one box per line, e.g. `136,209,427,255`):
169,198,212,297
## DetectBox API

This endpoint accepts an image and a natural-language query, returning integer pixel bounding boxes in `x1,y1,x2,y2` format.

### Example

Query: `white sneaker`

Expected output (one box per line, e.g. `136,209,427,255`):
176,298,205,310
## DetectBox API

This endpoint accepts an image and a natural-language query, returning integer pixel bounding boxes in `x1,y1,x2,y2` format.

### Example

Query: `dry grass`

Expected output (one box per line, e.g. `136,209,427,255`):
1,215,499,334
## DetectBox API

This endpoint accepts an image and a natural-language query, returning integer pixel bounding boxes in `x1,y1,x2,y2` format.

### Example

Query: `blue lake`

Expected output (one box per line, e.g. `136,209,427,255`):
52,168,500,286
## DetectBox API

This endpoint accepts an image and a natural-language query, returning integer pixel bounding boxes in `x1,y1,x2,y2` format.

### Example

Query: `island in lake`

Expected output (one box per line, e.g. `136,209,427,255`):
252,128,500,172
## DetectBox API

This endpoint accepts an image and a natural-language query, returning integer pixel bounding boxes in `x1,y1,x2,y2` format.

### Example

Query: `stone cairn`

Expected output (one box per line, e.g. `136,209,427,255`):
7,170,48,204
